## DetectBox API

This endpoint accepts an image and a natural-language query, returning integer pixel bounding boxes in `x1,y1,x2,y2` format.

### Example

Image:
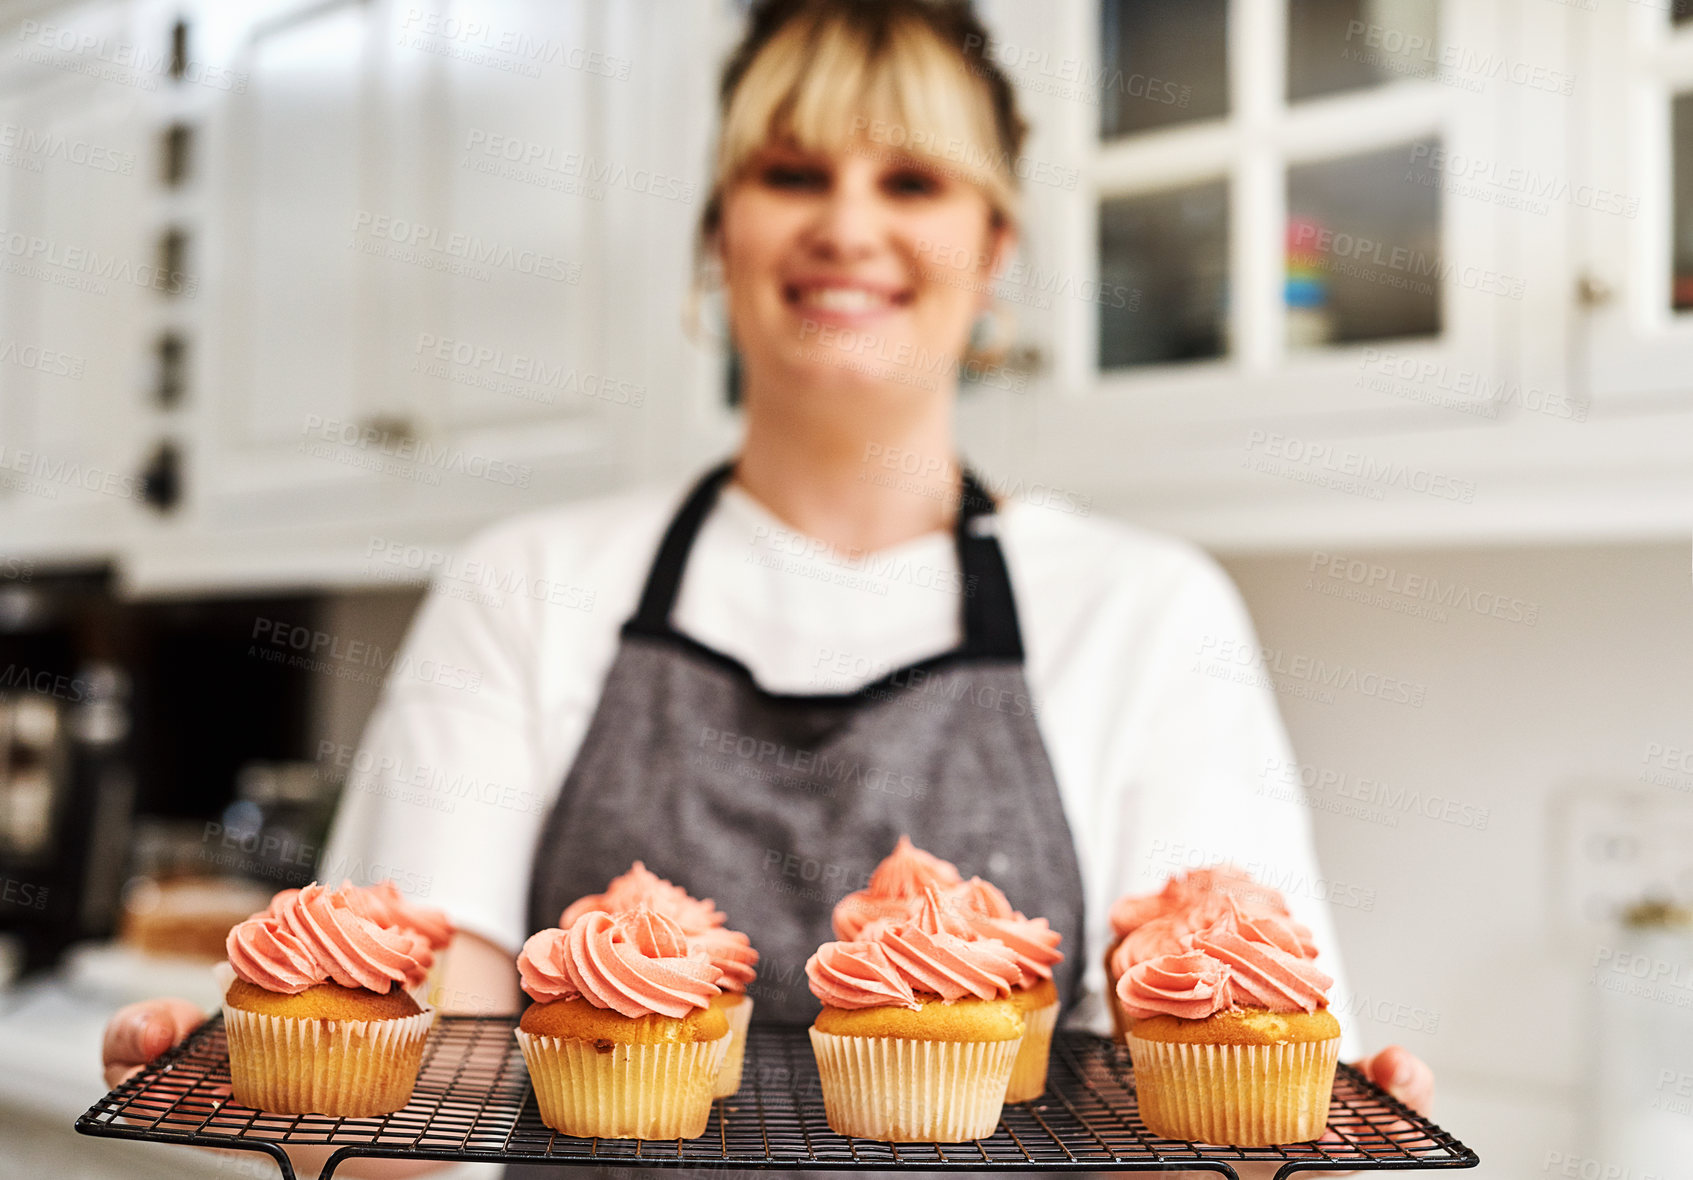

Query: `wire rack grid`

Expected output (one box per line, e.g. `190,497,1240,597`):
76,1015,1479,1178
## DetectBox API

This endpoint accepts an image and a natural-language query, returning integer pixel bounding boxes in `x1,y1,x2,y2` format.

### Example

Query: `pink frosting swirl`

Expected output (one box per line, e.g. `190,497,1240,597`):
225,915,321,994
1232,903,1317,960
265,887,300,915
340,880,454,951
555,862,757,989
809,886,1022,1007
950,876,1015,919
832,836,963,939
1110,890,1313,977
868,836,963,896
1108,866,1290,938
235,882,428,993
692,926,759,993
1112,914,1191,979
1116,950,1233,1021
272,882,429,991
558,861,726,934
518,906,721,1017
806,941,919,1010
965,912,1063,988
1191,912,1331,1012
876,887,1021,1001
516,928,579,1004
1113,908,1333,1021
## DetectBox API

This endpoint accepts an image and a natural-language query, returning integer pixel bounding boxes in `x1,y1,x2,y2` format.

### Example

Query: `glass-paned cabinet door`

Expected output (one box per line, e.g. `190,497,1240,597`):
1288,0,1439,102
1576,1,1693,403
1286,138,1442,349
1099,181,1229,366
1099,0,1228,136
1080,0,1507,422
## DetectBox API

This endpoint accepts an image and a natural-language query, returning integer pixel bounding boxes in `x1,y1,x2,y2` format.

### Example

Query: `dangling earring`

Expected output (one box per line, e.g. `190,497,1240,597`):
683,260,733,348
963,300,1015,375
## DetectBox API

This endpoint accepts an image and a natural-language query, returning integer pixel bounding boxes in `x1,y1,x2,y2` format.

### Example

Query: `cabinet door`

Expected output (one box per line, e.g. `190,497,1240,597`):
956,0,1521,532
0,64,151,552
379,0,717,500
1576,1,1693,405
376,0,621,514
197,0,399,526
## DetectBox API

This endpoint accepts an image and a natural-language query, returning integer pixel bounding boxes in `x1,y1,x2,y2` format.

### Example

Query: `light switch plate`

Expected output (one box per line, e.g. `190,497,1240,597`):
1554,787,1693,932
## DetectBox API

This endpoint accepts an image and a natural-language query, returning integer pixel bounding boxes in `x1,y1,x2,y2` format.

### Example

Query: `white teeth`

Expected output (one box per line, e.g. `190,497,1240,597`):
798,287,888,313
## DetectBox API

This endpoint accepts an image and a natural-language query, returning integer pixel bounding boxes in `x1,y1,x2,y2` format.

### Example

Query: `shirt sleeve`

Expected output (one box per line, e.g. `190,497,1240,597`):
1075,550,1364,1061
318,524,551,956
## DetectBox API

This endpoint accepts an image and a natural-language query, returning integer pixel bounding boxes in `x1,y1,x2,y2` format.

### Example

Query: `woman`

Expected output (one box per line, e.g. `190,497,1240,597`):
104,0,1433,1158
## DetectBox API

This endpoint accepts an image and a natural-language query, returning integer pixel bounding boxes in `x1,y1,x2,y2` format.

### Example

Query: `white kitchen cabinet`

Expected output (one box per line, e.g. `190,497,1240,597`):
0,4,155,562
165,0,714,559
3,0,1690,587
1574,0,1693,406
187,0,428,534
955,0,1693,548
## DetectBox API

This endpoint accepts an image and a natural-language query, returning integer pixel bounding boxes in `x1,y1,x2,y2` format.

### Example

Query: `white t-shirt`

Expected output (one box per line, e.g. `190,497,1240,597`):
323,478,1362,1056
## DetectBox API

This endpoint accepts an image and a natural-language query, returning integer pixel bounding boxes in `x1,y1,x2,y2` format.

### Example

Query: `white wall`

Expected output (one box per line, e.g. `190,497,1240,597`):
1220,541,1693,1179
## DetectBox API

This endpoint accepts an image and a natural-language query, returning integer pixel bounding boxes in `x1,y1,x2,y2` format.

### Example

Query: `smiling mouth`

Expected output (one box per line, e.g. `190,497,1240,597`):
784,284,914,314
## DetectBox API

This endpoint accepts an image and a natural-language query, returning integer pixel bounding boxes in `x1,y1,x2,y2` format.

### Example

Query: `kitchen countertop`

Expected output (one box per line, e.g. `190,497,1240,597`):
0,947,499,1180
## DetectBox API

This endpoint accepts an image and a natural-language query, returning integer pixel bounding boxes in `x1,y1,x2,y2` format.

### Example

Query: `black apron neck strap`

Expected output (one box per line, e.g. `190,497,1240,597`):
955,466,1024,660
628,460,737,636
627,459,1024,661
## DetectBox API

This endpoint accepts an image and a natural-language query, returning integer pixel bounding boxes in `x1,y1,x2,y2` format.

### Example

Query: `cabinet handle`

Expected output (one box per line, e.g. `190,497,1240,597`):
1575,272,1614,308
361,414,419,444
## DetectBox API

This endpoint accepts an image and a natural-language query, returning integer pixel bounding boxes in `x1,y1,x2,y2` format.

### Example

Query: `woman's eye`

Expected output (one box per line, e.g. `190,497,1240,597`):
884,169,940,197
762,164,828,190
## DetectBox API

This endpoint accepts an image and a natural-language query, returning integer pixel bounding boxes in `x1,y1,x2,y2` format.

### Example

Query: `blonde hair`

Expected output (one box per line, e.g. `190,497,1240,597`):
697,0,1028,259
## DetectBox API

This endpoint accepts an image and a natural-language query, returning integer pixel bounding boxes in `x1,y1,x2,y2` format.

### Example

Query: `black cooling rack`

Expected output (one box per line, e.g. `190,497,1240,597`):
76,1015,1478,1178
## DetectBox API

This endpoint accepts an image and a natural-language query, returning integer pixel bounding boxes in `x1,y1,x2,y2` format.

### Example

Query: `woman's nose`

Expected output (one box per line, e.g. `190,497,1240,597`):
806,169,885,259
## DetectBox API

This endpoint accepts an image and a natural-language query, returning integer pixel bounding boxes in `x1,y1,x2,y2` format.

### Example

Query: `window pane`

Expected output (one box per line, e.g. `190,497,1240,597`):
1099,0,1227,139
1675,94,1693,312
1099,181,1228,369
1285,139,1442,349
1288,0,1439,103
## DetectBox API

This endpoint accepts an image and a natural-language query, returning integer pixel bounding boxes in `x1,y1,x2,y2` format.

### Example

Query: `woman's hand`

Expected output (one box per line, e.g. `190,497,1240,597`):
1355,1044,1434,1115
101,998,207,1088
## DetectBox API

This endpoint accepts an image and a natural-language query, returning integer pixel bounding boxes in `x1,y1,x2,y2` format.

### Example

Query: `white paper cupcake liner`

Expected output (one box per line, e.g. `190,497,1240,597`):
222,1003,434,1116
515,1029,730,1139
713,995,755,1097
1126,1032,1341,1146
808,1029,1019,1142
411,946,450,1007
1005,1000,1059,1103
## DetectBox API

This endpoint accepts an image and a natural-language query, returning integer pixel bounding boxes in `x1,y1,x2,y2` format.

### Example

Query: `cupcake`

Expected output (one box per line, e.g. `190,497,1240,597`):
807,886,1024,1142
833,839,1066,1103
952,877,1064,1102
222,882,434,1116
559,862,759,1097
1104,867,1312,1042
516,906,730,1139
1117,903,1339,1146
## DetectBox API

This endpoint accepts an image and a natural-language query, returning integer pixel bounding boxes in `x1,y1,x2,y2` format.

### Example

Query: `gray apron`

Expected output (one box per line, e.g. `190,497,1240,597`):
512,460,1086,1169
